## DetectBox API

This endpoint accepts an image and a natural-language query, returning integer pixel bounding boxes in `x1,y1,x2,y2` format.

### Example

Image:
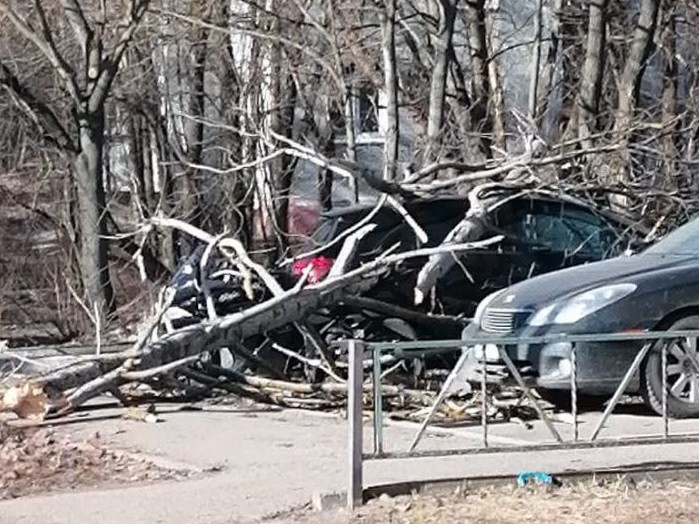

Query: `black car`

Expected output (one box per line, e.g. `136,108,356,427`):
300,192,641,317
461,215,699,418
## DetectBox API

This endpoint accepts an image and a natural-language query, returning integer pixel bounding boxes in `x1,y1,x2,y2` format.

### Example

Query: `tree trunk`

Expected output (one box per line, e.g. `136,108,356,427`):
319,126,335,212
527,0,544,121
446,49,477,159
217,0,250,246
381,0,399,182
464,0,493,157
485,0,506,153
424,0,458,165
660,4,677,189
344,83,358,202
180,25,209,235
537,0,565,142
614,0,659,140
129,114,154,210
75,112,114,321
605,0,659,206
578,0,607,148
274,73,298,248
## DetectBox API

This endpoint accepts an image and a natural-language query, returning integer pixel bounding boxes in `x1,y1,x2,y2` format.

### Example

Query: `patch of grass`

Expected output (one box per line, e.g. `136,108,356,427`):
286,478,699,524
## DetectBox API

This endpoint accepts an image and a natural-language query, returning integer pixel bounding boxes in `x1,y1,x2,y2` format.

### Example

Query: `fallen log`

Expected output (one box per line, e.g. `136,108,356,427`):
1,236,498,418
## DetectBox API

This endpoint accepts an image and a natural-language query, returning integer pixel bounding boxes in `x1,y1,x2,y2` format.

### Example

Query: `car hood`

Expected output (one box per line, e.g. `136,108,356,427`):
487,253,699,311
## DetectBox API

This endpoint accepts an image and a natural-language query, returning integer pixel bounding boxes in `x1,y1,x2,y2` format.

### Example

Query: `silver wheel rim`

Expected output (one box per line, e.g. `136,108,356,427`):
665,337,699,404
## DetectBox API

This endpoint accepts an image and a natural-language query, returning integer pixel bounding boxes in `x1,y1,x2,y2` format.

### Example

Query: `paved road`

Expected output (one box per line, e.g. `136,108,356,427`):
2,402,699,524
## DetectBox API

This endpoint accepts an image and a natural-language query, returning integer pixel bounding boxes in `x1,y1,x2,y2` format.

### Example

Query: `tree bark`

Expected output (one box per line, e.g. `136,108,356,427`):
578,0,607,148
381,0,399,182
537,0,565,142
180,25,210,234
424,0,458,165
343,82,359,201
274,72,298,246
319,128,335,212
527,0,544,121
614,0,660,139
660,3,678,189
75,111,114,318
606,0,659,196
485,0,506,153
464,0,493,157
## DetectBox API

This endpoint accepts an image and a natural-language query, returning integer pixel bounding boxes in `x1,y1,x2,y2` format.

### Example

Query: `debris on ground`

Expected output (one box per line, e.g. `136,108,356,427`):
122,405,160,423
517,471,555,487
0,423,186,499
284,478,699,523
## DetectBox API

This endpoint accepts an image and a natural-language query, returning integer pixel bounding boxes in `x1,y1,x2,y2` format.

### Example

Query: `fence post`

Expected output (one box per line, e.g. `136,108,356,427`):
571,343,578,442
662,340,668,439
347,339,364,510
372,346,384,455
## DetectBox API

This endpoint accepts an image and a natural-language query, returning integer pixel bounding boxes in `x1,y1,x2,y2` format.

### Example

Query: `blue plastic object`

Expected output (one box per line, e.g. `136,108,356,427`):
517,471,554,487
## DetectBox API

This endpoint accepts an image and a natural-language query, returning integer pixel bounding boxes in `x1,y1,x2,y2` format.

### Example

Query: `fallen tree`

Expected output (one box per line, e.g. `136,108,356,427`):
0,220,501,419
0,127,673,423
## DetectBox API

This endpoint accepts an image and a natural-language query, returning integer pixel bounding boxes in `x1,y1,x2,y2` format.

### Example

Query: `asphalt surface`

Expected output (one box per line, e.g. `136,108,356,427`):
2,401,699,523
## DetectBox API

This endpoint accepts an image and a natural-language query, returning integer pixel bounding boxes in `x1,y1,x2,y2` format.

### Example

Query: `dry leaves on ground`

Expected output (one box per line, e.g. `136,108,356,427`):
286,478,699,524
0,423,186,499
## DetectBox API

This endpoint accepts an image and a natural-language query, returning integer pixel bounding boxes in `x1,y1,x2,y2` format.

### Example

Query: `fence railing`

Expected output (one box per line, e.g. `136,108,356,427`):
345,329,699,509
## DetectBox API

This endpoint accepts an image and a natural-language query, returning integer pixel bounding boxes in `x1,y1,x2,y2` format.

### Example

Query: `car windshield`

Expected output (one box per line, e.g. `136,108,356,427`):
645,217,699,256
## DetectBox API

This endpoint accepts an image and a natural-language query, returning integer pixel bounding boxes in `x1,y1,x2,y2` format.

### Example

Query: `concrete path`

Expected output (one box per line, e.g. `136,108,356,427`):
2,402,699,523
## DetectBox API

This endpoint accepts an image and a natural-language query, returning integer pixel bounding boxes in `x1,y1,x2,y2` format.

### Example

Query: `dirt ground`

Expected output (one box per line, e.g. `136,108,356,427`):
286,479,699,524
0,422,187,500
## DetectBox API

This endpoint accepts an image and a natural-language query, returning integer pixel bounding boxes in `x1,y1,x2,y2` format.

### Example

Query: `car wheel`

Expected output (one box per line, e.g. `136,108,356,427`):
643,315,699,418
536,388,610,412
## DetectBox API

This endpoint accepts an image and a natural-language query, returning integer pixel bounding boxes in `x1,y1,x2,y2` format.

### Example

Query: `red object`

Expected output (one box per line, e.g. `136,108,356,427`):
292,256,334,283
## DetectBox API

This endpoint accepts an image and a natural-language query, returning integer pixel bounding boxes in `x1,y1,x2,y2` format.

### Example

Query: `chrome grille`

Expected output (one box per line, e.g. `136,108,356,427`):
481,308,531,334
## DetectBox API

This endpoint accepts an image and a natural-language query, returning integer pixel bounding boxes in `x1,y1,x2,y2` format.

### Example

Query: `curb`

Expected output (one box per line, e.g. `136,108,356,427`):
312,461,699,511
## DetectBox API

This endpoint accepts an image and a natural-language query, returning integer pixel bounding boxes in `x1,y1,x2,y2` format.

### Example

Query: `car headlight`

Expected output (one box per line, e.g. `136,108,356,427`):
528,283,637,326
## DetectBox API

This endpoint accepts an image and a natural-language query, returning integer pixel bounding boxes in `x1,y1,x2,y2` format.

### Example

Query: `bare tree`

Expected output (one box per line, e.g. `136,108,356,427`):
464,0,494,157
380,0,400,181
614,0,660,149
577,0,607,148
527,0,544,121
660,1,678,188
423,0,458,164
0,0,151,322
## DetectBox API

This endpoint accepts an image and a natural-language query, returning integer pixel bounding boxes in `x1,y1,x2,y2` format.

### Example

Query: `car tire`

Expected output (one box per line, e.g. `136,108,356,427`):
643,315,699,418
536,388,610,412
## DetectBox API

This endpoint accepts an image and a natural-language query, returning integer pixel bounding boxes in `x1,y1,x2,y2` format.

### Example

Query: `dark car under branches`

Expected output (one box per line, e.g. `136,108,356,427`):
163,190,647,378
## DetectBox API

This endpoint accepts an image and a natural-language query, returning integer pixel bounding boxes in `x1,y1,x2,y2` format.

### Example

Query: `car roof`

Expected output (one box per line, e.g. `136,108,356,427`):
321,196,469,216
319,196,471,224
319,190,648,235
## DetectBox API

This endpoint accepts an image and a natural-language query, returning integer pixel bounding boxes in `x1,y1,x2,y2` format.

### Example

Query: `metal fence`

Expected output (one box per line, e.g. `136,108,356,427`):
345,330,699,509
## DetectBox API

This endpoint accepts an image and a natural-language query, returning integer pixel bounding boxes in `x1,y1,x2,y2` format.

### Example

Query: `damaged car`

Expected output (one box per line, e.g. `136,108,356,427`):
462,214,699,417
295,191,644,316
163,189,646,378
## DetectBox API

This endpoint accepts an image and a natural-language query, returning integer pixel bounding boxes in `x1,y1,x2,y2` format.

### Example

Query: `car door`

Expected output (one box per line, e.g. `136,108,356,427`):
492,198,568,285
496,198,632,282
555,204,621,267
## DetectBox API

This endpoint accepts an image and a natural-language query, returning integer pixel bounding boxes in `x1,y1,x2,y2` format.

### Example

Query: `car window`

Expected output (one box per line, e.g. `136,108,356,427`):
558,209,617,257
497,202,617,257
